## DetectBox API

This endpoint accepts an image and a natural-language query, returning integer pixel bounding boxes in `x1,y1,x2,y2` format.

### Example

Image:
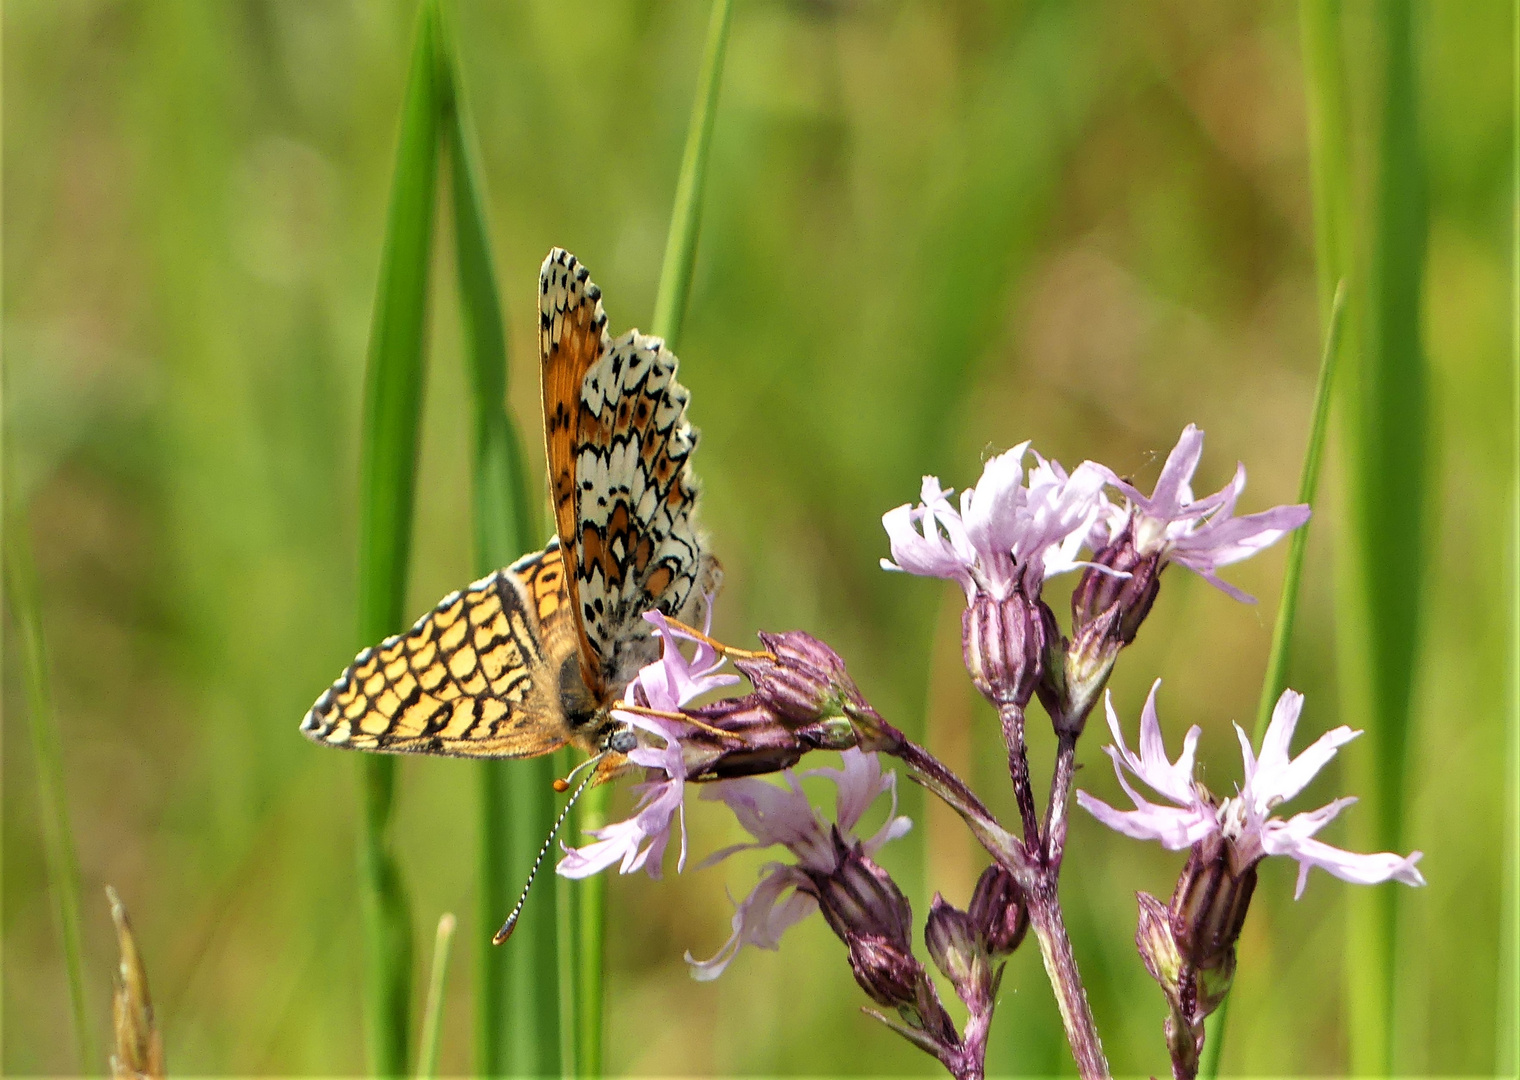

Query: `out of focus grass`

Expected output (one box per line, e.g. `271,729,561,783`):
2,1,1512,1075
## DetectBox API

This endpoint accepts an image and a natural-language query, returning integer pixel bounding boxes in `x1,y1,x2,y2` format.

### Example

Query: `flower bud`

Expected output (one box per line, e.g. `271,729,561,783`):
966,863,1029,957
924,895,978,986
962,592,1048,707
1134,890,1183,999
808,831,915,951
1060,528,1164,729
846,934,925,1009
1169,830,1256,977
735,631,856,724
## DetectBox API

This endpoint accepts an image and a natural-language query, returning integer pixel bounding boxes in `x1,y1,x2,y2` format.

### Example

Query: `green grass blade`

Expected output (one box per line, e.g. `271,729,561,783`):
1254,283,1348,740
574,781,608,1077
650,0,733,348
1198,282,1347,1079
417,913,458,1080
355,3,446,1072
1341,4,1428,1074
5,509,95,1074
433,6,558,1074
1503,1,1520,1071
559,3,737,1073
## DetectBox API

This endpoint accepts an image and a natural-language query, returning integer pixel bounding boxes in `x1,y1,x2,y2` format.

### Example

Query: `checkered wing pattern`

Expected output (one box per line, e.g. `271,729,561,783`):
300,542,585,758
538,248,718,701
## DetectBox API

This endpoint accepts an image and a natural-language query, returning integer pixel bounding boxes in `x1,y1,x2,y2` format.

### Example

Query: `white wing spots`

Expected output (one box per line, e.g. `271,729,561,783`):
539,248,609,356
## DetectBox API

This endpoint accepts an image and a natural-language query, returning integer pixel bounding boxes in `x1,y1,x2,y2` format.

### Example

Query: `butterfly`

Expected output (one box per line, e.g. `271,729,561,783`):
301,248,721,768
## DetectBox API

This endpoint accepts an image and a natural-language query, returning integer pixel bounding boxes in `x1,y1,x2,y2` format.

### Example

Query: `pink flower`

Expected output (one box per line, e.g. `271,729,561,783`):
685,748,913,979
1095,425,1310,603
556,612,739,880
881,444,1111,601
1076,681,1425,898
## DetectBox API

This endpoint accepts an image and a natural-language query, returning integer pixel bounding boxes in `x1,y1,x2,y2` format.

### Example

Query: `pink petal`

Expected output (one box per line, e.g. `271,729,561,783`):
1147,425,1205,516
685,864,817,981
1075,790,1215,850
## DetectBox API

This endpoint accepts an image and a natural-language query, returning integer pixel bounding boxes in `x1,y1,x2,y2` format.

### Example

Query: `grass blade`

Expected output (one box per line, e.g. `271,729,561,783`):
355,2,446,1072
1254,284,1348,738
5,510,94,1074
1502,1,1520,1071
561,2,737,1073
417,913,458,1080
1198,282,1347,1078
650,0,733,348
432,5,559,1076
1341,4,1428,1074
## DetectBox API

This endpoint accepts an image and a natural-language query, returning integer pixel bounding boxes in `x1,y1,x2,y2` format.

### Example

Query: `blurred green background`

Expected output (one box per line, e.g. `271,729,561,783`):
3,0,1512,1075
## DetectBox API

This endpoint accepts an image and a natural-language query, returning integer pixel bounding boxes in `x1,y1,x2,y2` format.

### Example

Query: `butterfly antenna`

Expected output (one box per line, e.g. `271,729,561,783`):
493,756,602,945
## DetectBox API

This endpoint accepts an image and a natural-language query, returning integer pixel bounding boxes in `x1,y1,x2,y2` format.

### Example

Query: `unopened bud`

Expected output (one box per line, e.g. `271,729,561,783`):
1169,830,1256,978
846,934,925,1009
962,592,1048,707
735,631,854,724
809,831,914,951
967,863,1029,957
924,896,977,984
1135,890,1183,1000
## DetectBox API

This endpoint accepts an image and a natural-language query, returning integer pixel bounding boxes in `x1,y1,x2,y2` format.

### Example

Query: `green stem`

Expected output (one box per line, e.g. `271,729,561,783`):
433,4,556,1074
1342,5,1427,1074
575,782,609,1076
355,2,446,1071
561,3,735,1074
1198,283,1347,1079
5,511,95,1074
1502,1,1520,1072
417,914,458,1080
650,0,733,347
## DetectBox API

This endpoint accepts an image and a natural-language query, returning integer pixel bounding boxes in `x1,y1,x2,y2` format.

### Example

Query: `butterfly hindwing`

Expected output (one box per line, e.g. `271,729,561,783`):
301,542,584,759
539,248,718,701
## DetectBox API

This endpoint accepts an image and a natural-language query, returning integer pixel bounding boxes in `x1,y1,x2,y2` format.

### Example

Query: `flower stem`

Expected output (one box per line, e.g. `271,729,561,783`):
886,734,1033,887
997,702,1041,849
1026,879,1111,1080
1043,733,1079,872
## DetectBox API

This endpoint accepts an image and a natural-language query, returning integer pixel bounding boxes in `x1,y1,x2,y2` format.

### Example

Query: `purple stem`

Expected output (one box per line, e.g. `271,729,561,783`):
1044,732,1078,871
998,701,1042,850
882,729,1035,886
1027,877,1110,1080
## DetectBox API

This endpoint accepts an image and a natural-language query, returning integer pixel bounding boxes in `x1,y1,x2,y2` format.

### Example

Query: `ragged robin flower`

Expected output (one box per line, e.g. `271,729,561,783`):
1089,424,1311,605
684,747,913,979
1076,680,1426,897
881,445,1110,707
556,611,739,879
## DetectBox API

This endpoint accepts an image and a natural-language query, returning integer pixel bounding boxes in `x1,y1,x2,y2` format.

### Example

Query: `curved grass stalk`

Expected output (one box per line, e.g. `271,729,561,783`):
6,510,94,1074
354,2,446,1071
417,913,458,1079
432,4,558,1074
1198,283,1346,1078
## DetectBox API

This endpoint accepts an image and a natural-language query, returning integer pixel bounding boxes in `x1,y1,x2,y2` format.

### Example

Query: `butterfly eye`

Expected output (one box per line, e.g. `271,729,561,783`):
606,727,637,754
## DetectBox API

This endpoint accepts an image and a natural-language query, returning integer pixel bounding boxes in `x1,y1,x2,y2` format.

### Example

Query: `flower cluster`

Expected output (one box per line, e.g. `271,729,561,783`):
537,423,1422,1080
882,425,1309,728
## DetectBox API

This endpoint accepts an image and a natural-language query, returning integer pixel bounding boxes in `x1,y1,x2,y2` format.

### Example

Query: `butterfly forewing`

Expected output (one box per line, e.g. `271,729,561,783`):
301,543,581,759
539,248,718,701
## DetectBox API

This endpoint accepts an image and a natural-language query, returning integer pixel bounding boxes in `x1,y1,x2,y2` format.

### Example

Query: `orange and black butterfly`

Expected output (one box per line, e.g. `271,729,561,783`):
301,249,721,768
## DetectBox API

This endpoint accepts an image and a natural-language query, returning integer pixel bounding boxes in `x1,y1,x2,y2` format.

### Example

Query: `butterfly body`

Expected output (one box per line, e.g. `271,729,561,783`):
302,249,719,765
